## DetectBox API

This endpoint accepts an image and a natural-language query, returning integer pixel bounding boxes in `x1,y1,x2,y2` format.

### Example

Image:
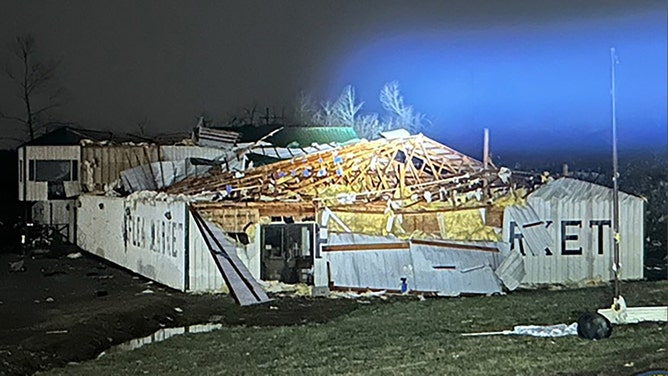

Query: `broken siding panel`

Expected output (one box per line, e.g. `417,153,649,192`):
81,145,160,192
191,216,269,305
323,233,506,295
409,243,502,296
324,248,413,290
160,145,232,162
188,211,226,292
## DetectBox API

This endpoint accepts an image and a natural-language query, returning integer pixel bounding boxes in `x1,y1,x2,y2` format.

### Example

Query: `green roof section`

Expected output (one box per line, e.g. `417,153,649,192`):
269,126,359,148
211,124,359,148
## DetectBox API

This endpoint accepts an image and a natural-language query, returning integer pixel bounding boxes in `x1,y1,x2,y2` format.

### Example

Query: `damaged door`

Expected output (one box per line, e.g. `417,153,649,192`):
260,223,315,284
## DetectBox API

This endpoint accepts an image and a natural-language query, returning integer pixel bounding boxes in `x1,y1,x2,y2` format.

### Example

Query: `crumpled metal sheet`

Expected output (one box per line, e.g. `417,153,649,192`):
324,233,518,296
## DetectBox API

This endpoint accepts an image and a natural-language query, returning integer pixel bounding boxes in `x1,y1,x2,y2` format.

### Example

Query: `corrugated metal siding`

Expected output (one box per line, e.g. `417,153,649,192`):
81,145,160,192
160,146,232,161
81,145,238,193
18,150,24,201
324,233,504,295
409,243,502,295
187,210,226,292
504,178,644,284
23,146,81,201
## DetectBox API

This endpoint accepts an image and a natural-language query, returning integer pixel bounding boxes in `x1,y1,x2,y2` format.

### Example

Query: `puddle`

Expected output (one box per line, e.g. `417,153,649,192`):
97,323,223,358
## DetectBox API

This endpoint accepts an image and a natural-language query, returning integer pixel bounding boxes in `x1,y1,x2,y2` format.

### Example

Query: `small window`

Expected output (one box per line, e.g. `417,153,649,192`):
71,160,78,181
33,160,73,182
28,160,35,181
18,159,23,182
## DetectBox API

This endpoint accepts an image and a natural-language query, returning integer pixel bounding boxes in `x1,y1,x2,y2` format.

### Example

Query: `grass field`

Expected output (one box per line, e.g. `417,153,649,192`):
44,281,667,376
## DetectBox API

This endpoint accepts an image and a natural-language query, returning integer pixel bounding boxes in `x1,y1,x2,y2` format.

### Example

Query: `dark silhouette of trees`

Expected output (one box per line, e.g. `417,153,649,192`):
1,34,63,141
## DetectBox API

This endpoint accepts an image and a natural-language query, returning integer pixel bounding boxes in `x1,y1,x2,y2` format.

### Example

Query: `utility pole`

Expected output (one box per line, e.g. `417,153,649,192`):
610,47,621,299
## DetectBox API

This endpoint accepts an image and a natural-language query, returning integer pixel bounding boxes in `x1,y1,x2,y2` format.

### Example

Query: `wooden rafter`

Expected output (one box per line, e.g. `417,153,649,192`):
167,134,492,203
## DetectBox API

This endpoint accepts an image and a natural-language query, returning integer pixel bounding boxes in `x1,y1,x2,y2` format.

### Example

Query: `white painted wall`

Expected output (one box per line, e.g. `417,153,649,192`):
78,194,266,293
78,195,187,291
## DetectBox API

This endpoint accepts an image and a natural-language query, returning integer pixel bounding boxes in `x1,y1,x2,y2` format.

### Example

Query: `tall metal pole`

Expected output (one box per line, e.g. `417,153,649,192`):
610,48,621,298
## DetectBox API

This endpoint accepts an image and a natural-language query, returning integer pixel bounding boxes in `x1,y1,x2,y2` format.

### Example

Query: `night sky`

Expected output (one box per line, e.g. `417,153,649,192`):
0,0,665,157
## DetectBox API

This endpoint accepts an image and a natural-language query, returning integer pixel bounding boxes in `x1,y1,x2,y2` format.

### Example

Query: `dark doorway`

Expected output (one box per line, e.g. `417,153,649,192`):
260,223,315,284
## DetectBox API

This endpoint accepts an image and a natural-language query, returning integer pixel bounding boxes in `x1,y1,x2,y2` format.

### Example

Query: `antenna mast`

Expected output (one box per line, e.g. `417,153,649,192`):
610,47,621,298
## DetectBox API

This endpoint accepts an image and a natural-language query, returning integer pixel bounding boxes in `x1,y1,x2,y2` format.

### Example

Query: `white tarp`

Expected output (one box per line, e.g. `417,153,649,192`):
462,323,579,337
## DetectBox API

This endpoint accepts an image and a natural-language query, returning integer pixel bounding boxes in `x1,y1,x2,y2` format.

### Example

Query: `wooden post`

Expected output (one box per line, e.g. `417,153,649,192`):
482,128,490,202
483,128,490,170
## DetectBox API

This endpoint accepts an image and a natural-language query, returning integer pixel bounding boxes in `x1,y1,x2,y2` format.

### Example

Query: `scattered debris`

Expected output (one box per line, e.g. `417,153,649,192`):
269,306,279,310
576,312,612,340
330,290,388,299
9,259,26,273
66,252,83,259
46,330,68,335
596,296,668,324
41,268,67,277
173,307,183,313
462,323,579,338
139,289,154,295
260,281,312,296
45,297,55,303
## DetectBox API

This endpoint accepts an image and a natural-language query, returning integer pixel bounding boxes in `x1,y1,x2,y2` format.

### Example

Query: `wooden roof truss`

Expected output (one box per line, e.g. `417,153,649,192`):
168,134,507,205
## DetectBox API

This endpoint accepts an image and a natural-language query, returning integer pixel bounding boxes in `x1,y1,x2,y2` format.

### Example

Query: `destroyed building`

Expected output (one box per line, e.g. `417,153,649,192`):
18,125,645,305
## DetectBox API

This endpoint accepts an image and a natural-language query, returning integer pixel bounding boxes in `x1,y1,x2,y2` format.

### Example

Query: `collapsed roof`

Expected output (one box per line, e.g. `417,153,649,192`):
168,131,512,209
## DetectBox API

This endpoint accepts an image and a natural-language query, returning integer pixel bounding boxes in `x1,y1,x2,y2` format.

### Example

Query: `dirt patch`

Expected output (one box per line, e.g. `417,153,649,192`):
0,250,359,376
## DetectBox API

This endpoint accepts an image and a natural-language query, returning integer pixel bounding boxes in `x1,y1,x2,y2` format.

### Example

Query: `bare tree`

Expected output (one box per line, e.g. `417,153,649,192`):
136,116,150,136
1,35,62,140
379,81,426,134
294,91,319,125
354,113,383,140
295,82,428,140
333,85,363,126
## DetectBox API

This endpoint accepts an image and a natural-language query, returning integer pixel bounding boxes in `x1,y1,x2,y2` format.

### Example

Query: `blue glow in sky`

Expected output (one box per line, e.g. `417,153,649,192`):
325,5,666,155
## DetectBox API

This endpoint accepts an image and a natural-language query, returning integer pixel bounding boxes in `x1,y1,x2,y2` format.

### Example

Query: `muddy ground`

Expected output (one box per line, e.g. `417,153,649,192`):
0,249,360,376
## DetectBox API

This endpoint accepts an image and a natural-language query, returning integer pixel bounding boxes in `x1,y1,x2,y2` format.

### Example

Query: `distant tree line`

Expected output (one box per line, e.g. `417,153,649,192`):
293,81,428,140
213,82,429,141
